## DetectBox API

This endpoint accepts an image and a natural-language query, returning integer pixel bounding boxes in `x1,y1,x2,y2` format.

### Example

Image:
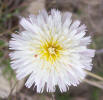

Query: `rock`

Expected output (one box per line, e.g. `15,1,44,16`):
27,0,46,14
0,67,25,99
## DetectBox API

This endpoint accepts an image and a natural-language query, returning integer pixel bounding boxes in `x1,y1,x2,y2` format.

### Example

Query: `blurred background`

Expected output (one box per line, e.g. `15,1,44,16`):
0,0,103,100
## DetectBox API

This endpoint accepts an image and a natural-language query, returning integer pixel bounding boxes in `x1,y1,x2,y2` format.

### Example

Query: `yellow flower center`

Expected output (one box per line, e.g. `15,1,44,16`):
38,38,63,64
48,47,55,54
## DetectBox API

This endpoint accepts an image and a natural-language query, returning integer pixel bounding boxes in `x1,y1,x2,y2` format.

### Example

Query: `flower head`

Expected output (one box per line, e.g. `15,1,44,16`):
9,9,95,92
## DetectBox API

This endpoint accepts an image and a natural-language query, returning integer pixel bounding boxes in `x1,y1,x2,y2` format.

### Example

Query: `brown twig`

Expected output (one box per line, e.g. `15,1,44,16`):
8,80,18,99
0,25,19,37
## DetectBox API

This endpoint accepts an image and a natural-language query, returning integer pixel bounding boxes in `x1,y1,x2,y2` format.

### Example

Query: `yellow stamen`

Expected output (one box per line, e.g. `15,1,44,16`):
38,38,63,64
48,47,55,54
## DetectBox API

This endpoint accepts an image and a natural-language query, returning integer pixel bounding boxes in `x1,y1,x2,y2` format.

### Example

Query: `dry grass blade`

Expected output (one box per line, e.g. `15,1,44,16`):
84,79,103,89
51,93,55,100
84,70,103,89
85,70,103,81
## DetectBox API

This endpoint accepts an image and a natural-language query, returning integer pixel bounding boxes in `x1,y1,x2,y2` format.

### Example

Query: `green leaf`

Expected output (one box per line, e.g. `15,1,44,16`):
0,51,4,57
0,40,5,46
91,88,100,100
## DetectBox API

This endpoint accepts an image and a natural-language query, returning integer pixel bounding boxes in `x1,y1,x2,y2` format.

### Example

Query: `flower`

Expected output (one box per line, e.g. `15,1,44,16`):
9,9,95,93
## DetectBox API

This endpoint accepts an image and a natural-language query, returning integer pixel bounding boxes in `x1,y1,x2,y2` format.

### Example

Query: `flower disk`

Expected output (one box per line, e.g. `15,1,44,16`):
38,37,64,64
9,9,95,93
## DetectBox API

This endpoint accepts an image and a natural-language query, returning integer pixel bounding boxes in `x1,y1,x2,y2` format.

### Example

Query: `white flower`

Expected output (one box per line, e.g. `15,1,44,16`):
9,9,95,93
